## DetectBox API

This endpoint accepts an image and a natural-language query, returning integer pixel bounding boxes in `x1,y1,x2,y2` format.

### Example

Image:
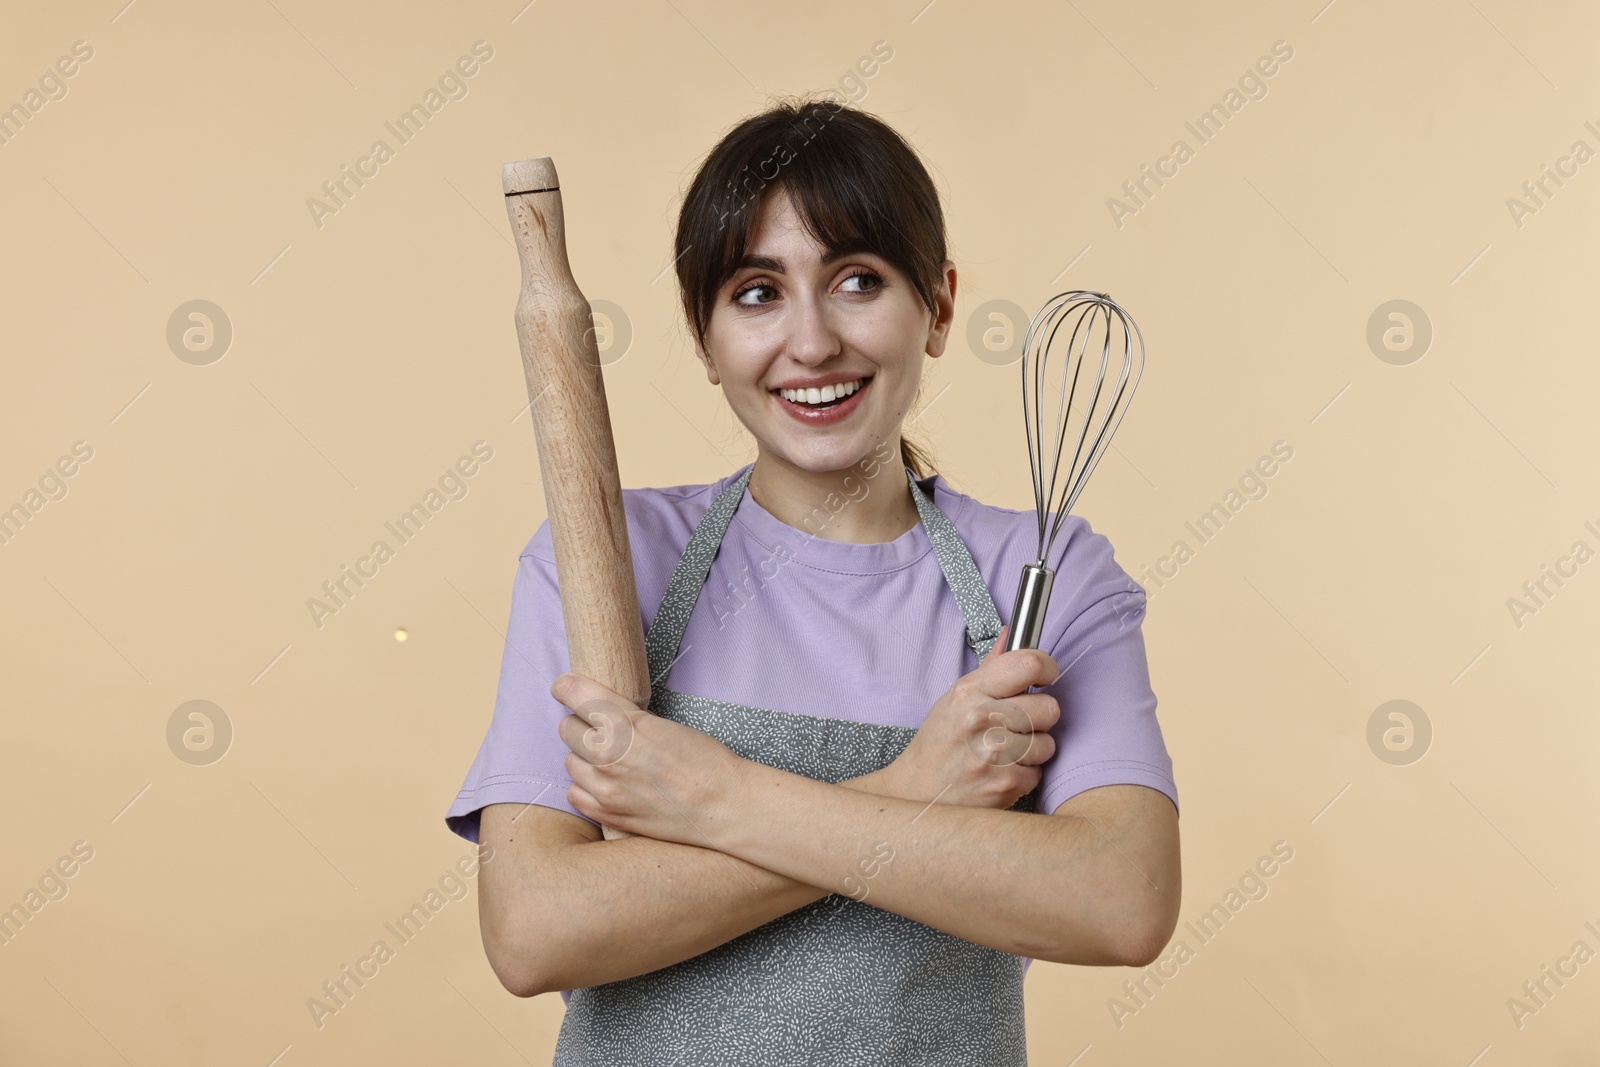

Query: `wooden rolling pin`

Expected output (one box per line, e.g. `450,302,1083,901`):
503,157,648,841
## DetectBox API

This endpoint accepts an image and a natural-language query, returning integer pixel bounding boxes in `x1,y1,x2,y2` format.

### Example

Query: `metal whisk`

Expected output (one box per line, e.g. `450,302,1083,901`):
1005,291,1146,652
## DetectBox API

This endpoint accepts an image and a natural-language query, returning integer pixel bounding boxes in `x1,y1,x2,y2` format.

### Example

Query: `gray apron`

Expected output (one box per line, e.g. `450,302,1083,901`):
553,464,1034,1066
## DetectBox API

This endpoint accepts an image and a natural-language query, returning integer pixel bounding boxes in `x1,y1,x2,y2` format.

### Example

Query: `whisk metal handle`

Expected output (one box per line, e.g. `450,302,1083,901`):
1005,562,1056,652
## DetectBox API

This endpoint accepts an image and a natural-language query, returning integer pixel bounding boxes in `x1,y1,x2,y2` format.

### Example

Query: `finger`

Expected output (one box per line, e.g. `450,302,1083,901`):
973,648,1060,699
552,672,642,722
567,780,601,820
1012,691,1062,732
558,709,636,768
563,750,589,786
970,696,1027,736
972,693,1059,735
553,671,645,761
980,624,1010,666
556,713,585,753
1013,729,1057,767
557,713,597,761
970,718,1041,768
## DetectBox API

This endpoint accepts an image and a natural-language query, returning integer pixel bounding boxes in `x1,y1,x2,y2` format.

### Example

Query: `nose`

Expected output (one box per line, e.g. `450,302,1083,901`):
784,292,842,367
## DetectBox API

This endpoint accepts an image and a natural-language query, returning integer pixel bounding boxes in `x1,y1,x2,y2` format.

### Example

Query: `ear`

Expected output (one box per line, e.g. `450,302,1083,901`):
695,338,720,385
924,260,957,360
686,306,721,385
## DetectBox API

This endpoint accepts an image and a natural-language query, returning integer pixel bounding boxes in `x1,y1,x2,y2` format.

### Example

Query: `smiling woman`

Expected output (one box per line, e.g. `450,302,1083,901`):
676,100,946,494
447,98,1180,1066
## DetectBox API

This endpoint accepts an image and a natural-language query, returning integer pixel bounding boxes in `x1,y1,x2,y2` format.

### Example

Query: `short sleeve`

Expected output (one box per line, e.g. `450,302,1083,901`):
1031,533,1179,819
444,531,600,843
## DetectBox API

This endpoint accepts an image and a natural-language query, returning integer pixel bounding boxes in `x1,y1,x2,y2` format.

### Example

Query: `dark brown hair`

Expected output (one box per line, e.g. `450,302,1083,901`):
674,97,946,478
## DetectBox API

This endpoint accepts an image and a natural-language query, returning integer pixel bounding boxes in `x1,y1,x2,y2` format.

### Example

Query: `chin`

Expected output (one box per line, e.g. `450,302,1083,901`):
766,438,890,477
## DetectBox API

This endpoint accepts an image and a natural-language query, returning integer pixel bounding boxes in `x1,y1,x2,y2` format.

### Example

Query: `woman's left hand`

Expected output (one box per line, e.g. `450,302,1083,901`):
551,671,746,844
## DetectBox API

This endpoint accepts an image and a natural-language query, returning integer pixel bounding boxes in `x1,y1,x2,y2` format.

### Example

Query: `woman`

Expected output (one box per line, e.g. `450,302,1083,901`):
446,99,1181,1065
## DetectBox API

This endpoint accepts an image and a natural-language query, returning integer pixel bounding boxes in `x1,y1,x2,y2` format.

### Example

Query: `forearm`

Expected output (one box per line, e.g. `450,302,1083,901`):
526,767,900,994
711,764,1152,966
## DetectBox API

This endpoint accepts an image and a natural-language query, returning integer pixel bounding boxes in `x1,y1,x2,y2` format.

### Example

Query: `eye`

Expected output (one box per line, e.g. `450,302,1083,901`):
837,269,883,294
732,280,778,306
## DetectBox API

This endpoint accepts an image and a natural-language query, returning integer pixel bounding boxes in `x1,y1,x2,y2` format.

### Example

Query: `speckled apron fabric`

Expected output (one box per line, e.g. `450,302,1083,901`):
552,465,1033,1066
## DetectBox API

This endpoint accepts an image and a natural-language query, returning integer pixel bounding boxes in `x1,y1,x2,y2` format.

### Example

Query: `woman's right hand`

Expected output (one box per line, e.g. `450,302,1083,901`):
887,625,1062,810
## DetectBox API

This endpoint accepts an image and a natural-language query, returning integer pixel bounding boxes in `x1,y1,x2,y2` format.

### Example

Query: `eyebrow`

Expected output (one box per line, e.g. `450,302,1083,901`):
734,239,879,274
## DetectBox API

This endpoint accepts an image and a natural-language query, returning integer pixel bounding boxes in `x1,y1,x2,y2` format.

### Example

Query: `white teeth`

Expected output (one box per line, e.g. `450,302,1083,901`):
779,378,863,405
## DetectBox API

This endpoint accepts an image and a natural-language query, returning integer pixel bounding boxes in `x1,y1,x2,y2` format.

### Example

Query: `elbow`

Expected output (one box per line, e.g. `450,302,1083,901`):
1112,889,1182,968
1028,887,1182,967
498,974,542,1000
487,944,542,999
482,914,550,999
497,964,545,1000
1116,929,1170,969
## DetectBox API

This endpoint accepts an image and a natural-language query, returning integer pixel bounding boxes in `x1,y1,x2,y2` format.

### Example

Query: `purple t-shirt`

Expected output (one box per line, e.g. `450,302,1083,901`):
446,467,1178,993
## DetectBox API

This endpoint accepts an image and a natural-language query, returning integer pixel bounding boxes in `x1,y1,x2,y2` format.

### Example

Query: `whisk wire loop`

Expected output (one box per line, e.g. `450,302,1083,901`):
1007,291,1145,652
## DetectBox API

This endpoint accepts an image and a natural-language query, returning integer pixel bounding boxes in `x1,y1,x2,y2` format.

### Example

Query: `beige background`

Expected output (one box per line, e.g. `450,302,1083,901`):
2,0,1596,1063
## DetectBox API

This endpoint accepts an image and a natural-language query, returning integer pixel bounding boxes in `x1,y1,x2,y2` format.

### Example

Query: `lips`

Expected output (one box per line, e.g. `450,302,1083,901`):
771,375,872,425
775,377,865,406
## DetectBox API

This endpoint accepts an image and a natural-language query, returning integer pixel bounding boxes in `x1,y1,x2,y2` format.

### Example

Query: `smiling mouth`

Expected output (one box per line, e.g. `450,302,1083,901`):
772,376,871,409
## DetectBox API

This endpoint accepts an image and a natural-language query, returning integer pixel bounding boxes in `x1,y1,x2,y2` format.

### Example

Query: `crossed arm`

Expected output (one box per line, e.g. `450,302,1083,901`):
478,754,1179,998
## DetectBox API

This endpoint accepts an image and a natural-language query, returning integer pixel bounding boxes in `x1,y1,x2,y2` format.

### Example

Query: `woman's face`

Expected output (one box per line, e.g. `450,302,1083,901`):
695,186,955,477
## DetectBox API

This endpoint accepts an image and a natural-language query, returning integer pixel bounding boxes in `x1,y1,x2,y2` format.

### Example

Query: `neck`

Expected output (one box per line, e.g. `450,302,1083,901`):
747,446,921,544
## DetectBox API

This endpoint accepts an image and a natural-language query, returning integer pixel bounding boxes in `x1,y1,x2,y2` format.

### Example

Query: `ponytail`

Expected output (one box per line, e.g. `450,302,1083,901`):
899,435,934,479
